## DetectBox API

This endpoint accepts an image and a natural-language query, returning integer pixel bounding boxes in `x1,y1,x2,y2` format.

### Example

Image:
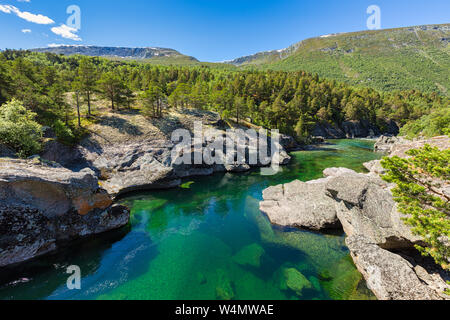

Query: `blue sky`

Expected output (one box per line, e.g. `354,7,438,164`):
0,0,449,61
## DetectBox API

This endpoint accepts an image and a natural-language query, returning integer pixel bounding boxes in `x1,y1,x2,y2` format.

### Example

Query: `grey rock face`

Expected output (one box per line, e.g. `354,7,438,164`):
327,171,422,249
82,131,291,197
363,160,386,175
40,140,87,169
260,179,341,231
0,159,130,267
389,135,450,157
347,236,448,300
312,120,398,139
374,135,450,156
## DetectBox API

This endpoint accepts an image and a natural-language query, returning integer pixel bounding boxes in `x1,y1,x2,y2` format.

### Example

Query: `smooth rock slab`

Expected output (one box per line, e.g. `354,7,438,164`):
260,179,341,231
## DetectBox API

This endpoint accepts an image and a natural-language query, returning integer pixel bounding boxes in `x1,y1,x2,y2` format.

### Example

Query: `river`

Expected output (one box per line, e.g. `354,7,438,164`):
0,139,381,300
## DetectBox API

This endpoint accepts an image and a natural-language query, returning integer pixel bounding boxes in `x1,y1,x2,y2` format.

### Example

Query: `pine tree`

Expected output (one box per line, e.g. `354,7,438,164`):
77,57,98,117
382,145,450,270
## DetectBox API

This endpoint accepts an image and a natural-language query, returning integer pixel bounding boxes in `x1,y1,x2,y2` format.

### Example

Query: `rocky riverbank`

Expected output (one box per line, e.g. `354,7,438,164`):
0,109,291,267
40,109,291,197
0,158,130,267
260,136,450,300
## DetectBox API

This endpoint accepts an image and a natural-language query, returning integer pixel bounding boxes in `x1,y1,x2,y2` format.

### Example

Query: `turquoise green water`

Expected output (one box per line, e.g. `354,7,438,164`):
0,139,381,300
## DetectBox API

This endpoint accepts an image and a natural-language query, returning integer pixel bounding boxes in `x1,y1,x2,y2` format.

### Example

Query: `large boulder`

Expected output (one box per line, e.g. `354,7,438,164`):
260,167,364,231
363,160,386,175
326,172,422,249
347,236,449,300
0,159,130,267
260,179,341,231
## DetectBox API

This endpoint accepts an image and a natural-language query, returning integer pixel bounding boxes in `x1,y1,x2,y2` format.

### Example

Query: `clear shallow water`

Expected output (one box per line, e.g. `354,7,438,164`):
0,140,381,300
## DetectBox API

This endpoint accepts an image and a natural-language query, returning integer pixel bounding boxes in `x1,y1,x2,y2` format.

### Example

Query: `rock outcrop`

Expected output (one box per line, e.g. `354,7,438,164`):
313,120,399,139
260,179,341,231
374,135,450,156
0,159,130,267
347,236,447,300
260,165,450,300
79,129,291,197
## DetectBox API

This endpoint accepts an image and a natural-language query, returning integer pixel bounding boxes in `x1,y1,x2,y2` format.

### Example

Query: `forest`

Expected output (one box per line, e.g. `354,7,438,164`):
0,50,448,156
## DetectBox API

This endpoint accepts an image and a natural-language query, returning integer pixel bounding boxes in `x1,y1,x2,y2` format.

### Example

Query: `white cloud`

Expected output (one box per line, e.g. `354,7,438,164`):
51,24,82,41
0,4,54,24
21,28,31,33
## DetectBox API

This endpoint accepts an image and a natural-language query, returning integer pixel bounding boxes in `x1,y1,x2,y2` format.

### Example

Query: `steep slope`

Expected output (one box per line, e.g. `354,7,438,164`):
228,24,450,94
32,45,200,64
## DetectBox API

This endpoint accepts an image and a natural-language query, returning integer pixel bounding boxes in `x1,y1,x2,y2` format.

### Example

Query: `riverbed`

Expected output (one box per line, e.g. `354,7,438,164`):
0,139,381,300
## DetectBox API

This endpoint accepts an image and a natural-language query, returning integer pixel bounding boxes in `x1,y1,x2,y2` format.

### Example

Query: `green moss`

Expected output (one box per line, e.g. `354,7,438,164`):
180,181,195,189
282,268,312,297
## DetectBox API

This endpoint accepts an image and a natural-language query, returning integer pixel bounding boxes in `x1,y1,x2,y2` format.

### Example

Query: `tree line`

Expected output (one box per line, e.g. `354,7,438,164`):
0,50,448,152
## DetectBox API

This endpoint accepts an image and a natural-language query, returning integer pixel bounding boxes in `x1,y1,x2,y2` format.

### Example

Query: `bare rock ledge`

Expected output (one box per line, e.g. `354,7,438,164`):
0,159,130,267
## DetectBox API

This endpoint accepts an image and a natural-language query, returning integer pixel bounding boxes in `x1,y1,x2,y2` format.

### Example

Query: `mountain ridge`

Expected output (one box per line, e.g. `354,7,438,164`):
226,23,450,94
31,45,199,63
30,23,450,94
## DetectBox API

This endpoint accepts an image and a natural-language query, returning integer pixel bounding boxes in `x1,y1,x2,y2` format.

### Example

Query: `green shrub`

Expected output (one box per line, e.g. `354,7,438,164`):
52,119,76,145
400,108,450,139
0,99,42,157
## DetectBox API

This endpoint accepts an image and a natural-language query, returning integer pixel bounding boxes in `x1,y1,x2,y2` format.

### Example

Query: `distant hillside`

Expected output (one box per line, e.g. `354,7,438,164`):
32,45,200,64
228,24,450,95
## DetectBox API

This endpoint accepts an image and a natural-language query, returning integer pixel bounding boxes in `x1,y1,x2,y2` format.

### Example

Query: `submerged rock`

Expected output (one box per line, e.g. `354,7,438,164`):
0,159,130,267
319,255,375,300
281,268,312,296
232,243,265,268
216,269,235,300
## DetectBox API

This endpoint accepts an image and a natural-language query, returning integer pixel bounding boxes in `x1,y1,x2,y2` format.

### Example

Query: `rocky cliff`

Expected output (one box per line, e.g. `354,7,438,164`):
312,120,399,139
40,110,291,197
0,159,129,267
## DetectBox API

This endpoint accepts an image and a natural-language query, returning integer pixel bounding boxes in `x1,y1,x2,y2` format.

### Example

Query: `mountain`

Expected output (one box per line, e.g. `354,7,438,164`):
32,45,200,65
228,24,450,95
